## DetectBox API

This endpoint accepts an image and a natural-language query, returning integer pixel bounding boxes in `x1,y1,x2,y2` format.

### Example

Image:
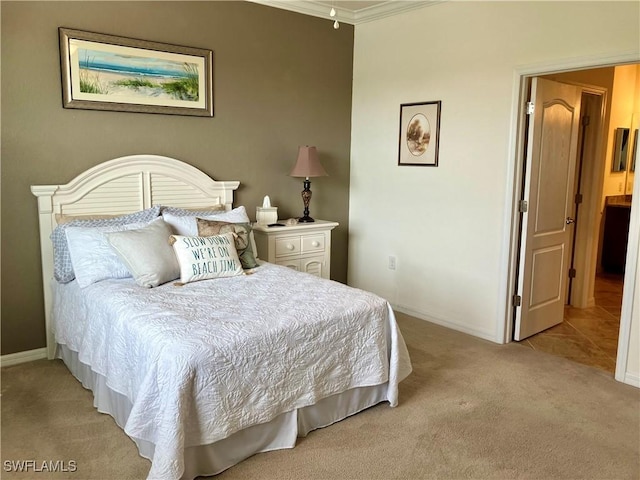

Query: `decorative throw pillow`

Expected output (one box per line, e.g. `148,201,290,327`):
196,219,259,269
170,232,244,284
105,218,179,288
162,206,251,236
65,220,153,288
51,206,161,283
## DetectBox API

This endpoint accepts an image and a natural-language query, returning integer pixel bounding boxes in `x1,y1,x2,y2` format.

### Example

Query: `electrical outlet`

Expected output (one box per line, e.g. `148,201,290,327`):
388,256,396,270
619,182,623,192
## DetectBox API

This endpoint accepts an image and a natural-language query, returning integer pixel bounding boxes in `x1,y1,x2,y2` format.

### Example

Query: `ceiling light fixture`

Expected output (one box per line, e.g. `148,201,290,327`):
330,4,339,29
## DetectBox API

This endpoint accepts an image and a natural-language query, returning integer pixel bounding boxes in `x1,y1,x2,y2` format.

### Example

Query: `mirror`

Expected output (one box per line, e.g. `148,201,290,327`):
626,127,638,194
631,129,638,173
612,127,629,172
625,113,640,195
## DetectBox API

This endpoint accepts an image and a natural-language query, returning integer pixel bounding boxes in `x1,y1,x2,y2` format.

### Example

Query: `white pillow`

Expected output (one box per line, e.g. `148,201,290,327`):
162,206,251,236
51,206,161,283
65,220,152,288
170,232,244,284
106,219,179,288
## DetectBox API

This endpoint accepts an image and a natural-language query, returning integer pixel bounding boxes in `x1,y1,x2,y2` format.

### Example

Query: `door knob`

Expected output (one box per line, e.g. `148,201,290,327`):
566,217,575,224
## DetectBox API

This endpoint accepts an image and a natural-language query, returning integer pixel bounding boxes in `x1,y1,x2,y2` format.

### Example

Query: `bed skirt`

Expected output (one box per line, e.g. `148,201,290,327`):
58,344,390,479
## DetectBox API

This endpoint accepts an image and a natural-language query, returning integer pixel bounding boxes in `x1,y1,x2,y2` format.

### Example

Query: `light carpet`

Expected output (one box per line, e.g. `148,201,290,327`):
2,313,639,479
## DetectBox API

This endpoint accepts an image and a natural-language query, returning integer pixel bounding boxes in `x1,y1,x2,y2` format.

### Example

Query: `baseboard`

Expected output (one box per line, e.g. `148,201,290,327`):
1,348,47,367
622,371,640,388
392,304,497,343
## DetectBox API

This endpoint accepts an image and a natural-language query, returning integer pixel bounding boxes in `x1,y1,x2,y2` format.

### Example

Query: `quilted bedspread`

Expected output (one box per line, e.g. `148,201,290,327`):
52,262,412,479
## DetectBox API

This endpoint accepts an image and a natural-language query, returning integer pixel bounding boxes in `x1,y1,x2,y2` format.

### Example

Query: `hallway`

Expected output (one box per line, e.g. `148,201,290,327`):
518,274,623,374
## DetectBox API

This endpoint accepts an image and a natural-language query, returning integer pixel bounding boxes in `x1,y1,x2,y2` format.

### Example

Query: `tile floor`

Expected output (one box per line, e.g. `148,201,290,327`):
517,273,624,374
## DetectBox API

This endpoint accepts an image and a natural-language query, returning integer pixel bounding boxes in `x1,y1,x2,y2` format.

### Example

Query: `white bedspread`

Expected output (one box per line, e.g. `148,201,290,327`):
52,262,412,480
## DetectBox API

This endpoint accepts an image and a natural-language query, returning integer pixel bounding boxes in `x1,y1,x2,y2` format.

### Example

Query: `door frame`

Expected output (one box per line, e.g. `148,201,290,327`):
500,52,640,387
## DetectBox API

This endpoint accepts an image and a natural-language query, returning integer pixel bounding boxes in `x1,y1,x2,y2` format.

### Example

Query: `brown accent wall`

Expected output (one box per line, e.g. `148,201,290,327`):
1,1,354,355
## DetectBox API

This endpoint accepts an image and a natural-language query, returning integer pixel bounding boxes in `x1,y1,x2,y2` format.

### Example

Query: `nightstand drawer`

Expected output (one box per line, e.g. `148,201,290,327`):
302,234,325,253
275,237,301,256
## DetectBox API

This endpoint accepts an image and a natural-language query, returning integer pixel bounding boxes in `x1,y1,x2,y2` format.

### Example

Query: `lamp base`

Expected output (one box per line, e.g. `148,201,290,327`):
298,178,315,223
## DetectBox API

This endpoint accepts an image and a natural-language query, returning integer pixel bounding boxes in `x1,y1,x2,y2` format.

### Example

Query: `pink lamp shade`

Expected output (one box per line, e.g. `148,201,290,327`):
289,146,328,178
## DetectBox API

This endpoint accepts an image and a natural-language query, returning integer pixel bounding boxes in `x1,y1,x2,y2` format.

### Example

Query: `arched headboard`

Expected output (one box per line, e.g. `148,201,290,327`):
31,154,240,358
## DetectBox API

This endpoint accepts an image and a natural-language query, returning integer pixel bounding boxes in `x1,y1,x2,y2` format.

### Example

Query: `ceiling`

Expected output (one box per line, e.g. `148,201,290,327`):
247,1,437,25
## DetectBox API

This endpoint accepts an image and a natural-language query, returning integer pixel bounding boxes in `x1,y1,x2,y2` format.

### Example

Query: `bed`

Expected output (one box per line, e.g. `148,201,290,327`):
31,154,412,480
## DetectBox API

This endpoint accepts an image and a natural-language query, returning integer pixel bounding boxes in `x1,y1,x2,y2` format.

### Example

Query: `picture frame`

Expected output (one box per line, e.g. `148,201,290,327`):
59,28,213,117
398,101,441,166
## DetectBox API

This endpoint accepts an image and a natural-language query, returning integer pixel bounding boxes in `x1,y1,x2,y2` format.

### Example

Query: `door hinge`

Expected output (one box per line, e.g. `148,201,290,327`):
513,294,522,307
575,193,583,205
526,101,535,115
582,115,590,126
518,200,528,213
568,268,576,279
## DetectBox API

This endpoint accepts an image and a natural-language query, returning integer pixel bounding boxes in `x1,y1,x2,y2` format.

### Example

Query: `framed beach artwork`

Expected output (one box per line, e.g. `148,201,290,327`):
398,101,441,166
59,28,213,117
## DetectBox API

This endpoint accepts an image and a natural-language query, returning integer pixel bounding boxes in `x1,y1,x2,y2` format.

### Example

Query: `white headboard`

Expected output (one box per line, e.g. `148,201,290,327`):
31,154,240,358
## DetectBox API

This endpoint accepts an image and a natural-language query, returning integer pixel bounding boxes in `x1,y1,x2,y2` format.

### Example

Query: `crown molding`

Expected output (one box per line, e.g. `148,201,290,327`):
247,1,439,25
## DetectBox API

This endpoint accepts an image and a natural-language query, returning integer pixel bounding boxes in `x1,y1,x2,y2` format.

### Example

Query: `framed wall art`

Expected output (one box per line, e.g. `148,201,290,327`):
398,101,441,166
59,28,213,117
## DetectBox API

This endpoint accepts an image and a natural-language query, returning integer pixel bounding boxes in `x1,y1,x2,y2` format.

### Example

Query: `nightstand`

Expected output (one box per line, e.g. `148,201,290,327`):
252,220,339,279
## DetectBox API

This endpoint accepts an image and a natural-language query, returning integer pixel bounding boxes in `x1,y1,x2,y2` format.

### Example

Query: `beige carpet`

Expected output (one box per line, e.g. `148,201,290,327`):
2,312,639,479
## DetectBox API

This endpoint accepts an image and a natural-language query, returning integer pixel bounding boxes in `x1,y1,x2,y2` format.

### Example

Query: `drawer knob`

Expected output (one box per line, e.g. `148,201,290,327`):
311,241,320,247
286,243,295,251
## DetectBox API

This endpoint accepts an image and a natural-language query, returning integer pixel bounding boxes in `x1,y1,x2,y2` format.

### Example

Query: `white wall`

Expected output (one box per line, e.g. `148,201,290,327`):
621,116,640,387
349,1,640,349
623,211,640,386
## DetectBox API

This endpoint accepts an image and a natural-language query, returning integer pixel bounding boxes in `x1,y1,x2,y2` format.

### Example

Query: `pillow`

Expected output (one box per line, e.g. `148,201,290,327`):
51,206,161,283
106,219,179,288
170,232,244,284
65,219,155,288
196,219,259,269
160,205,226,216
162,205,251,236
55,213,118,224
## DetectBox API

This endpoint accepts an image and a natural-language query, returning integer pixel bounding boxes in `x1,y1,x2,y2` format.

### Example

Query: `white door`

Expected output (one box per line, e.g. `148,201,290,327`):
514,78,582,341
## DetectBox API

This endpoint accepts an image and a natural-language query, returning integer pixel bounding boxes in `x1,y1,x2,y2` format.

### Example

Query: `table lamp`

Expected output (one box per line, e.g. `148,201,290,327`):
289,146,328,223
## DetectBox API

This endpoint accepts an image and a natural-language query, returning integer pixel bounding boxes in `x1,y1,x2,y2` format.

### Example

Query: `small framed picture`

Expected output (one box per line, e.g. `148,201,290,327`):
398,101,441,166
